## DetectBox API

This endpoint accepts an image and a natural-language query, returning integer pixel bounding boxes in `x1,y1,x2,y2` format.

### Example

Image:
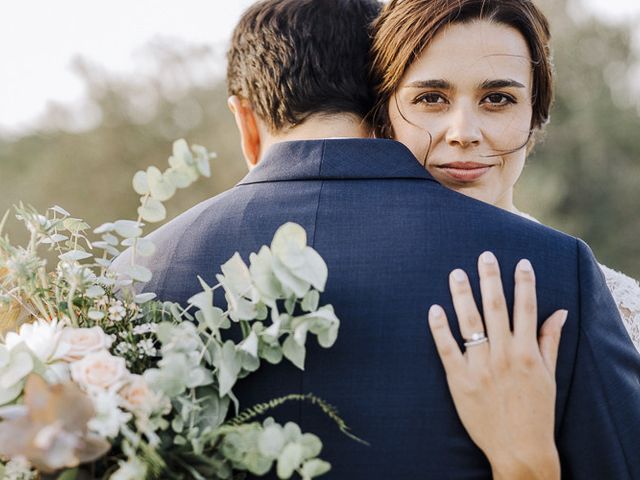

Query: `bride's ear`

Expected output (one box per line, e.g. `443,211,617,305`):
228,95,261,169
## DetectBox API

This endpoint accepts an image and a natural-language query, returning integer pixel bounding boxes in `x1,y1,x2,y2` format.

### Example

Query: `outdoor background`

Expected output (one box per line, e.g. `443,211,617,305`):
1,0,639,278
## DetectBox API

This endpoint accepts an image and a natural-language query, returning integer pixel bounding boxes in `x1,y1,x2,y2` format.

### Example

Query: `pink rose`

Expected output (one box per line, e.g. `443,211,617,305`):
70,350,127,390
60,327,112,362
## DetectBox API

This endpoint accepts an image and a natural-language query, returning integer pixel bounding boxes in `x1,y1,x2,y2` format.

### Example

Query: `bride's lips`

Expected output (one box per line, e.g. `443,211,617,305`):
436,162,493,182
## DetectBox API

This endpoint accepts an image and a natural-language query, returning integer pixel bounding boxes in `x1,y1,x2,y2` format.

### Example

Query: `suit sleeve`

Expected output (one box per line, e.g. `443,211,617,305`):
557,240,640,479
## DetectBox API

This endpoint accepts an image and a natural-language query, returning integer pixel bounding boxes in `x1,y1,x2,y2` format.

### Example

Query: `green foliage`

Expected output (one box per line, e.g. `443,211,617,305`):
0,140,347,479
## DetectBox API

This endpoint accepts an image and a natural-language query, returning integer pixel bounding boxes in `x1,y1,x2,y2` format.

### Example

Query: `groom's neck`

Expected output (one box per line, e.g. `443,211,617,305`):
259,113,369,159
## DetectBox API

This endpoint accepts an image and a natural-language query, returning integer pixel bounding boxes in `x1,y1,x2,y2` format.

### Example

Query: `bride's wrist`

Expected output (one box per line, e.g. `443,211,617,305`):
490,447,560,480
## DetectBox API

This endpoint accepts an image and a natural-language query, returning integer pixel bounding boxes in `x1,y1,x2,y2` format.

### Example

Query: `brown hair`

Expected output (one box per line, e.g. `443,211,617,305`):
369,0,554,140
227,0,382,133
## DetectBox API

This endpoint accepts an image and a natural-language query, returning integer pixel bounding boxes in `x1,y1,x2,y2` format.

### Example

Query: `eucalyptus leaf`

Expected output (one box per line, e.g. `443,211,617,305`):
147,166,176,201
173,138,193,165
50,205,71,217
59,250,93,261
219,253,253,295
301,290,320,313
165,167,193,188
300,459,331,479
121,264,152,283
63,217,90,233
56,467,79,480
114,220,143,239
282,335,306,370
215,340,242,397
94,258,112,268
134,292,157,304
132,170,150,195
260,343,284,365
258,424,286,459
40,233,68,244
102,233,119,246
277,443,304,479
138,197,167,223
93,222,115,234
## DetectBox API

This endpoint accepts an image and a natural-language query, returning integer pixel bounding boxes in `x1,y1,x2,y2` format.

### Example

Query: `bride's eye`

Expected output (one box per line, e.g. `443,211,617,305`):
414,92,448,105
481,93,516,107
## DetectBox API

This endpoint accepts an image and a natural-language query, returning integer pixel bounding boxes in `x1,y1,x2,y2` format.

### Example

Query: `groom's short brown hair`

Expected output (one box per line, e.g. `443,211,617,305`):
227,0,381,132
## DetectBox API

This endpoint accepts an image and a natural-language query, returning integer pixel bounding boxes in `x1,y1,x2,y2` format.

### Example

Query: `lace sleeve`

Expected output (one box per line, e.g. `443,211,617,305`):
600,264,640,352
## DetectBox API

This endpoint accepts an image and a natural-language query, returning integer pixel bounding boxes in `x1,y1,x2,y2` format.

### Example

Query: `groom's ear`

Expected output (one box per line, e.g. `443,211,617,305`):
228,95,262,169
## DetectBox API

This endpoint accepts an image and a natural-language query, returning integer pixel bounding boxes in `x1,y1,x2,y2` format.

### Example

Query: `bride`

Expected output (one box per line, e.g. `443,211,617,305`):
368,0,640,352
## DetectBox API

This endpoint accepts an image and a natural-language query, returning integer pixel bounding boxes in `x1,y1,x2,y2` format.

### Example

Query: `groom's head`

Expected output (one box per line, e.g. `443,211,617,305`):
227,0,381,167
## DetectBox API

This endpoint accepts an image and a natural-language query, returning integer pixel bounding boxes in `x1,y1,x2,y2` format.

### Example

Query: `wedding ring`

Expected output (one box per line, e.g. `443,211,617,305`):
464,332,488,347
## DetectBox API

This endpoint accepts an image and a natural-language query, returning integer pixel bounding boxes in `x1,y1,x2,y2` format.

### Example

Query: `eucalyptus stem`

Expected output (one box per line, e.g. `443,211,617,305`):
67,286,79,327
131,193,151,267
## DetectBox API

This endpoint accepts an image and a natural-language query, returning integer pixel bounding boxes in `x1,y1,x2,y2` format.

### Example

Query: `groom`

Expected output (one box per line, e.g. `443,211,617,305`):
122,0,640,477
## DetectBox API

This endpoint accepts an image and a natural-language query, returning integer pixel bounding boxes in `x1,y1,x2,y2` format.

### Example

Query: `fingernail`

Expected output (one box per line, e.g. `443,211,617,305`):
451,269,467,283
560,310,568,327
480,251,496,265
518,259,533,272
429,305,445,321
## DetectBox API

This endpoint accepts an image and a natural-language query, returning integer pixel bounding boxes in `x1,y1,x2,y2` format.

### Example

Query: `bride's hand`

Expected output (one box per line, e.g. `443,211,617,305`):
428,252,567,480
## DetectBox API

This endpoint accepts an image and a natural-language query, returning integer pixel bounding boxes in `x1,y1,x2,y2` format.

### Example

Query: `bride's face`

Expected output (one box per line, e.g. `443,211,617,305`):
389,20,534,211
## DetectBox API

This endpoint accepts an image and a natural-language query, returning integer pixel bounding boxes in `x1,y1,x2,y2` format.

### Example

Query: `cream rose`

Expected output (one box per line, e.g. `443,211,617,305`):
70,350,128,390
60,326,112,362
119,374,154,412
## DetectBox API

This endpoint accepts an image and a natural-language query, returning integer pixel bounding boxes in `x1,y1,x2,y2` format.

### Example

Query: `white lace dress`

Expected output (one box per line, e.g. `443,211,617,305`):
518,211,640,352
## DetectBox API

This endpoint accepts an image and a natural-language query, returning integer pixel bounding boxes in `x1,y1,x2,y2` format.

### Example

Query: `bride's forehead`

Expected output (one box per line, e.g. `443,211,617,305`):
403,23,532,86
410,21,531,68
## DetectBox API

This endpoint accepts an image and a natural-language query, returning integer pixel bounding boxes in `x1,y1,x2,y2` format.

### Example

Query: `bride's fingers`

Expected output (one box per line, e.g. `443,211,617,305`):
478,252,511,350
513,259,538,346
428,305,465,375
449,269,488,362
538,309,568,376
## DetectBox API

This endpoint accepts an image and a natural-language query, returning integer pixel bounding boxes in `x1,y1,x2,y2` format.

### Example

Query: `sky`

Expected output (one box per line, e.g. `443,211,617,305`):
0,0,638,137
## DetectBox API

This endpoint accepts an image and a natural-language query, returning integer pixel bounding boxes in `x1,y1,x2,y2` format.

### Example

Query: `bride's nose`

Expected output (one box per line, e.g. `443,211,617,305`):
445,103,482,148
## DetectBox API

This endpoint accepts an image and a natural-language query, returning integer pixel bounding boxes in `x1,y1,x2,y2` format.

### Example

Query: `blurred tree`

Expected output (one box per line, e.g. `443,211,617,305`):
516,0,640,277
0,39,244,247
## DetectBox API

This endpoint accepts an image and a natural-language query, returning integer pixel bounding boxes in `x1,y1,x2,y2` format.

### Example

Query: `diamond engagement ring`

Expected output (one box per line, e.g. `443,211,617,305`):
463,332,488,347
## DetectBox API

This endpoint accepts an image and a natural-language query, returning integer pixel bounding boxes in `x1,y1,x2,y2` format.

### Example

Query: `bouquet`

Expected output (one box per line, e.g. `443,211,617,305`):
0,140,359,479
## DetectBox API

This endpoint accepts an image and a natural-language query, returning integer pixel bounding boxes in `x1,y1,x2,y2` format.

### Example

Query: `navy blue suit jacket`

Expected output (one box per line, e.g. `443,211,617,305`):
115,139,640,479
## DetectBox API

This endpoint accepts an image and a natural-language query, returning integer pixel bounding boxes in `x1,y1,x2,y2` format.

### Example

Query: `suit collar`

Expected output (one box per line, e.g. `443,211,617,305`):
238,138,436,185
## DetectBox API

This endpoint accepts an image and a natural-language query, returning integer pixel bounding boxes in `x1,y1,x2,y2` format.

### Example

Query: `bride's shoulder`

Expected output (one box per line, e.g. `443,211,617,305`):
599,263,640,351
599,264,640,310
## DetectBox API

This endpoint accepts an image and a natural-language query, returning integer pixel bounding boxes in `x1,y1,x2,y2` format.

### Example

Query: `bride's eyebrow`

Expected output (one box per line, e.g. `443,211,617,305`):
404,79,452,90
480,79,526,89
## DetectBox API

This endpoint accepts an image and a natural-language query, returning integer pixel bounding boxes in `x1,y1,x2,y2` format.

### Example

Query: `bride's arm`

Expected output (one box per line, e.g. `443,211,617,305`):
428,252,566,480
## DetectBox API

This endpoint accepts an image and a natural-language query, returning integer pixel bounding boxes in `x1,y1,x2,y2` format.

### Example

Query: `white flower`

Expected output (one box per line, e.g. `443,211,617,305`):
59,326,113,362
5,318,68,364
86,388,132,438
132,323,158,335
3,456,34,480
110,456,148,480
115,342,133,356
70,350,128,390
108,301,126,322
136,339,157,357
96,295,110,308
